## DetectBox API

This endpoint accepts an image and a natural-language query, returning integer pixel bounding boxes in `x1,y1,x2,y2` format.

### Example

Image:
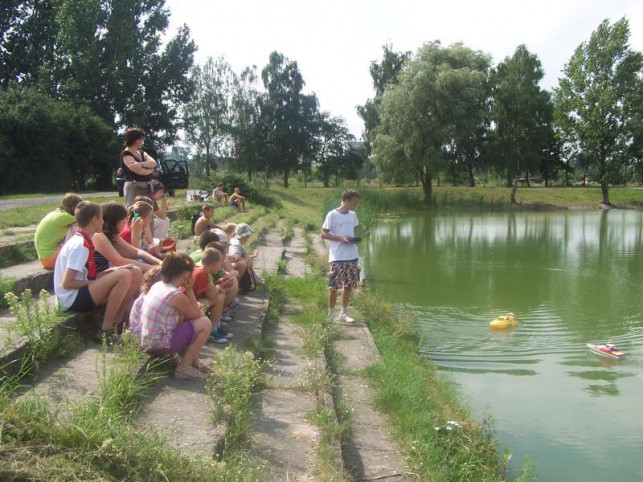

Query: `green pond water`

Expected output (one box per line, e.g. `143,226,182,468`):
361,209,643,481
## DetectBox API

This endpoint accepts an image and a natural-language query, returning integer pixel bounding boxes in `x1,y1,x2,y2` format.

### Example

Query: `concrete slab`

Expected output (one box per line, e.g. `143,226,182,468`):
264,320,325,390
250,388,320,480
19,343,115,416
0,260,53,296
334,324,382,373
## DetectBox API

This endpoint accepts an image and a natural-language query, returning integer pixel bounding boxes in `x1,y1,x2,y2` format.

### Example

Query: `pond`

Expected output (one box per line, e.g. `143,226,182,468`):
361,210,643,481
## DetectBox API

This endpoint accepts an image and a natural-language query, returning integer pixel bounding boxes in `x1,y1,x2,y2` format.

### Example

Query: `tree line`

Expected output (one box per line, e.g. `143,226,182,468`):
0,1,364,194
360,17,643,205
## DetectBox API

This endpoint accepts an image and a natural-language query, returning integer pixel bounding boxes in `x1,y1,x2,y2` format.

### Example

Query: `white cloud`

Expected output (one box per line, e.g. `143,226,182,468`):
164,0,643,138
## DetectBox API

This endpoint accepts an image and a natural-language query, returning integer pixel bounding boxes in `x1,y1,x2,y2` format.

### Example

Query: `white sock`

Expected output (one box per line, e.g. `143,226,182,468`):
340,308,347,315
328,308,335,317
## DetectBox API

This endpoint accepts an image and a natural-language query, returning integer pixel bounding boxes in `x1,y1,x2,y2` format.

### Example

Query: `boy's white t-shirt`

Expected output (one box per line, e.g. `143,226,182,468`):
322,208,359,262
53,234,89,309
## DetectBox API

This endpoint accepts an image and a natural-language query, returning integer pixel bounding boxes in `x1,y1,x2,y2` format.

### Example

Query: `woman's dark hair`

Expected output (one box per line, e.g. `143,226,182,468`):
101,201,128,243
161,253,194,283
123,127,145,148
60,193,83,215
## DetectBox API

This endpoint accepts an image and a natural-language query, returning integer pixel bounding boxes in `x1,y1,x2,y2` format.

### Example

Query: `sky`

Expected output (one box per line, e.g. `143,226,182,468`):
163,0,643,139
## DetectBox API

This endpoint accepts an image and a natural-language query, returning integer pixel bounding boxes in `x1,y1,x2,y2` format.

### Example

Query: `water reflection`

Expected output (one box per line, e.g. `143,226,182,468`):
362,210,643,481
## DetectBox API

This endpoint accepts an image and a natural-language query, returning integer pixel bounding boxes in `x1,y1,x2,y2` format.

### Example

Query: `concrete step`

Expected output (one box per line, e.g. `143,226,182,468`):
333,323,413,481
134,288,268,458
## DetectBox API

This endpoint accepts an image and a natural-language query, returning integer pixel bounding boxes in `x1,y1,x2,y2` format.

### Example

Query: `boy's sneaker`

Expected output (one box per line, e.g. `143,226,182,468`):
229,297,240,308
221,313,233,323
209,333,228,344
337,312,355,323
215,326,233,339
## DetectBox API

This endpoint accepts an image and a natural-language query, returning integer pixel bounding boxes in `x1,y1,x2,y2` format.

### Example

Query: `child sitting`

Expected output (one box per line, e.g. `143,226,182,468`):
139,253,212,381
194,203,222,237
35,193,83,268
129,266,162,338
189,230,220,263
120,201,163,258
190,248,231,343
206,240,240,307
54,201,139,343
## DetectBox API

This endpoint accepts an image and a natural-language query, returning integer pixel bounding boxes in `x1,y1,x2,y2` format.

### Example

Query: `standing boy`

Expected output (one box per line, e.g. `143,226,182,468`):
321,189,360,323
54,201,140,342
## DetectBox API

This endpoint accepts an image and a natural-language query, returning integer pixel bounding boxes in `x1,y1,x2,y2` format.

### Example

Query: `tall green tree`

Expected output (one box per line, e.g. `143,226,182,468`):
2,0,196,151
313,112,354,187
373,42,490,203
554,17,643,205
261,51,318,187
489,45,553,202
184,56,236,177
357,44,410,149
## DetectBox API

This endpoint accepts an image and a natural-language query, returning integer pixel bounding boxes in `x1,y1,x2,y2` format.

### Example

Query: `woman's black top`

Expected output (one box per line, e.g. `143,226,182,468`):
120,149,151,182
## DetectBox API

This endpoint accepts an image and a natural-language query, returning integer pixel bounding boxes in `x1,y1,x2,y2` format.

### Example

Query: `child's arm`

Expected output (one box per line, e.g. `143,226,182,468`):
61,268,90,290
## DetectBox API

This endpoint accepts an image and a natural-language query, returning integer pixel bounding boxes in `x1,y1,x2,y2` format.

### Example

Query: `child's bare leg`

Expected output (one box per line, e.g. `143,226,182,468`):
178,317,210,369
208,292,225,328
114,266,142,325
234,259,247,280
89,269,132,330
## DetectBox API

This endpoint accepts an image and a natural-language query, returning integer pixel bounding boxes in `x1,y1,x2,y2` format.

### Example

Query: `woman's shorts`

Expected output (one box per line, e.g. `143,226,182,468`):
147,320,197,355
68,285,97,312
328,260,360,289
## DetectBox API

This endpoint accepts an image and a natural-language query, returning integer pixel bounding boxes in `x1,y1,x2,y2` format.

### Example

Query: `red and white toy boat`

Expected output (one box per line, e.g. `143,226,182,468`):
586,343,626,360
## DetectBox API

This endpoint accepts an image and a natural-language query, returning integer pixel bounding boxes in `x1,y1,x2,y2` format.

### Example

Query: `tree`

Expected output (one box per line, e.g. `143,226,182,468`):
313,112,354,187
554,18,643,205
489,45,553,202
0,84,118,194
2,0,196,152
373,41,490,203
184,56,236,177
357,44,410,148
261,51,318,187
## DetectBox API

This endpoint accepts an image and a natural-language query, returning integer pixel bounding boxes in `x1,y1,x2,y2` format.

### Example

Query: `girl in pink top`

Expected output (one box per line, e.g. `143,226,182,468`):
139,253,212,381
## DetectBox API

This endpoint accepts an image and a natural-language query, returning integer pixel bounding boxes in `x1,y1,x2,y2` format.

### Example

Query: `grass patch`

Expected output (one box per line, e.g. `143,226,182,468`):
207,348,266,458
0,275,14,309
0,333,236,481
0,243,38,268
353,289,503,481
3,289,80,374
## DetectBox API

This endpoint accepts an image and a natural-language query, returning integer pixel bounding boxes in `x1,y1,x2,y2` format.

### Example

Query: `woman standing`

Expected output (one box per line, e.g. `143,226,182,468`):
121,127,157,209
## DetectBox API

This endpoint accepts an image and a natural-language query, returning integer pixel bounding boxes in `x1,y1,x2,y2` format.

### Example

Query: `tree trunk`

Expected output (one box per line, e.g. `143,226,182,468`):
421,174,432,205
467,165,475,187
283,168,289,188
205,145,211,177
601,183,611,205
510,179,518,204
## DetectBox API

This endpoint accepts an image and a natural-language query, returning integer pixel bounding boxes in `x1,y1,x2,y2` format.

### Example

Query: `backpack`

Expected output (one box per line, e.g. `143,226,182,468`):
239,267,257,294
191,212,201,235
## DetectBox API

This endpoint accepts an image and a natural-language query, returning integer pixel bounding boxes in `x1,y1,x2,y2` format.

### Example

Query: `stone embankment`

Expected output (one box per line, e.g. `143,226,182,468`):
0,211,415,480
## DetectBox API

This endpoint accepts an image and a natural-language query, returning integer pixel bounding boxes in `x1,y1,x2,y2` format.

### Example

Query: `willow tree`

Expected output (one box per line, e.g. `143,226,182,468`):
554,18,643,205
372,41,490,203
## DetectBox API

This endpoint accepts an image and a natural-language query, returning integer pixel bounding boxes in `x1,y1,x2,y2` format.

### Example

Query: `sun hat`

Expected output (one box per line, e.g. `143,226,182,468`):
213,228,230,244
234,223,254,239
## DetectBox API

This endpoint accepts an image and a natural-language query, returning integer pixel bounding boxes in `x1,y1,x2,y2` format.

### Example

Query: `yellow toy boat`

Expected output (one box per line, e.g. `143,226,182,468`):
490,312,518,330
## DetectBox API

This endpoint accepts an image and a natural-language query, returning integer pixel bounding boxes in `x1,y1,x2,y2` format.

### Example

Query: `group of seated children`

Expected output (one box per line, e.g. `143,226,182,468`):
37,191,257,382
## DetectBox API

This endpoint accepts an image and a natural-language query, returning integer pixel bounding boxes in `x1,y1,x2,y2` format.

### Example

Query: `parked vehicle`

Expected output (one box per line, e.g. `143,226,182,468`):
116,157,189,196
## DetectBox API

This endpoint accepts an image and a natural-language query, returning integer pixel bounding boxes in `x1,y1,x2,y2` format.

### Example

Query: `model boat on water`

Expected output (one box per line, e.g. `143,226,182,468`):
490,312,518,330
587,343,626,360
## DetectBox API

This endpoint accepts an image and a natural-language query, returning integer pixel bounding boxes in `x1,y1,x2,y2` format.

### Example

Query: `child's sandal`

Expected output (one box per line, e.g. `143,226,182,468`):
174,365,207,381
95,328,121,345
193,359,212,374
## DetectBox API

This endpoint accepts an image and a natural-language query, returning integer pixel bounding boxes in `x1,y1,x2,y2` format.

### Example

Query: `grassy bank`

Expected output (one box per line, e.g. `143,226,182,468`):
269,185,520,480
